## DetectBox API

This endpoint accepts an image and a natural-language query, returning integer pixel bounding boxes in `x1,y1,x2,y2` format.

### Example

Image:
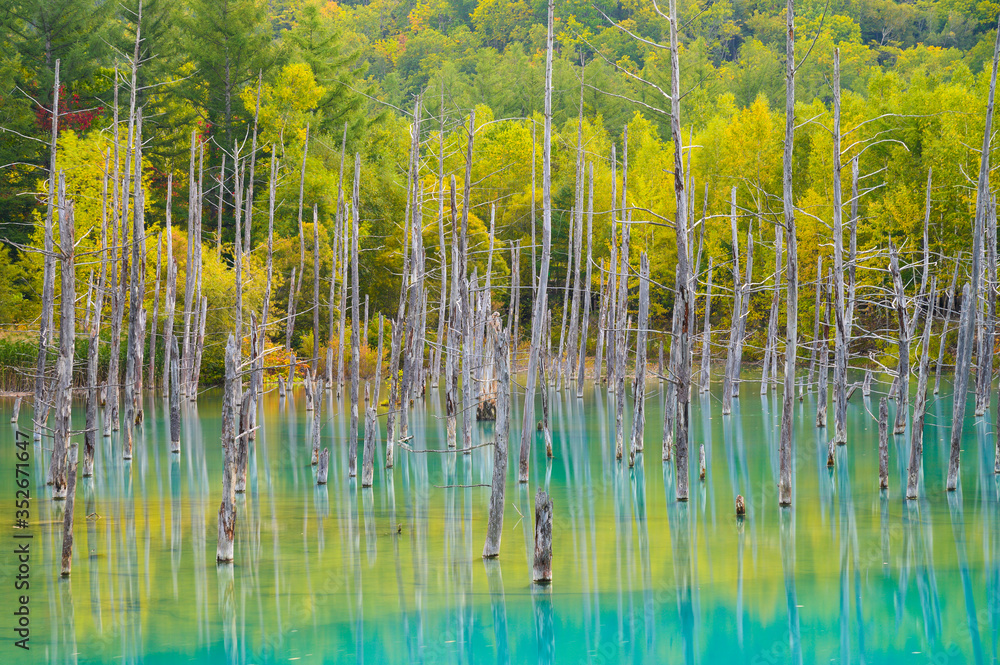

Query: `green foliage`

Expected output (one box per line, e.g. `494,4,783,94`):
2,0,1000,382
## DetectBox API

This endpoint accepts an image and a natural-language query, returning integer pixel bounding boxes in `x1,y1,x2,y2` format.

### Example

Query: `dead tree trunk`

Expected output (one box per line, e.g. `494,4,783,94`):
289,124,310,364
889,242,910,435
629,252,650,466
762,228,782,394
805,256,822,398
35,59,59,443
541,307,552,457
532,490,553,583
123,112,145,459
483,316,510,558
906,282,935,499
976,197,997,416
163,177,176,399
311,374,323,465
148,232,161,389
668,0,693,500
878,397,889,490
462,273,475,450
778,0,798,507
594,261,607,385
816,274,829,429
386,109,419,445
700,258,714,392
191,295,207,396
949,15,1000,489
84,197,107,477
934,263,959,394
518,0,554,483
831,49,848,444
576,162,595,397
349,154,362,477
59,442,78,576
731,224,753,400
510,241,521,361
169,336,180,453
312,203,321,372
51,198,75,499
556,210,573,391
181,130,198,398
948,283,975,489
566,60,586,389
216,334,238,563
722,188,742,415
373,314,385,404
446,178,460,448
235,388,253,493
362,402,377,486
614,217,630,461
337,201,349,396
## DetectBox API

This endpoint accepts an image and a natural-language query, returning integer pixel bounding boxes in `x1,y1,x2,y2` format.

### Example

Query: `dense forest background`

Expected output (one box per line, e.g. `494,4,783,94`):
1,0,998,382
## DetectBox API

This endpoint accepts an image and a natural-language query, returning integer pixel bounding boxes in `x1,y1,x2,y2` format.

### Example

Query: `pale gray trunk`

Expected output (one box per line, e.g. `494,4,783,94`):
976,199,997,415
699,259,714,392
614,215,630,461
889,242,910,435
832,51,848,443
667,0,693,499
483,315,510,558
778,0,797,507
518,1,554,483
35,59,60,441
815,273,829,429
722,188,742,415
629,252,650,466
362,402,377,486
148,232,161,388
576,162,594,396
906,282,936,499
934,263,959,394
51,198,75,499
878,397,889,490
169,336,180,453
216,334,238,563
593,263,607,385
805,256,823,397
532,490,553,583
349,154,362,477
949,16,999,490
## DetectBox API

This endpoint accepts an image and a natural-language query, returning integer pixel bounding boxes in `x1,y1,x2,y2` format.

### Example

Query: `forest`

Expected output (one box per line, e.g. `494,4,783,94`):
1,0,999,387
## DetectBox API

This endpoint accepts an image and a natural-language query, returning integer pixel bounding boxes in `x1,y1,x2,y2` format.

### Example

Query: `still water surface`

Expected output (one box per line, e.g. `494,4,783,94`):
1,376,998,664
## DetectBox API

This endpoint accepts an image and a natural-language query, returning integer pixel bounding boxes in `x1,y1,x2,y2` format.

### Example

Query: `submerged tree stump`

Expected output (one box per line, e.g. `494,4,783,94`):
533,490,553,583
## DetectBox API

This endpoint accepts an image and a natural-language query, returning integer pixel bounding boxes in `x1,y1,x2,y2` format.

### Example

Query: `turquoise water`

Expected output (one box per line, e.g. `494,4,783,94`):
1,374,998,664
